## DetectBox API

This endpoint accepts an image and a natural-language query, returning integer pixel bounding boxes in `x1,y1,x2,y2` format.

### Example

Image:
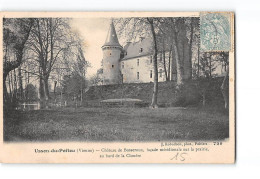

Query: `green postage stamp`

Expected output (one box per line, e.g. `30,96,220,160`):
200,12,232,51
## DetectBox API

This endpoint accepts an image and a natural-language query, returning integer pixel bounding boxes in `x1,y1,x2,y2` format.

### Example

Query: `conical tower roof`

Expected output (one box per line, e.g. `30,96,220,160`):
102,21,122,48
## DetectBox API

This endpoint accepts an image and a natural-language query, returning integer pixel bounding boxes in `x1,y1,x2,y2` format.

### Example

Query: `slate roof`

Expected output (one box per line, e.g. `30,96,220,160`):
102,22,122,48
121,38,153,61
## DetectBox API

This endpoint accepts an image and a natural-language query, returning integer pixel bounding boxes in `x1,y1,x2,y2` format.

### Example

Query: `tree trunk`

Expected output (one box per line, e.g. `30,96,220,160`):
162,41,168,81
173,41,183,86
168,46,172,81
43,77,50,101
197,45,200,77
209,56,212,78
171,45,177,81
3,75,9,103
148,18,158,108
171,19,184,86
187,18,194,80
18,66,23,100
221,68,229,109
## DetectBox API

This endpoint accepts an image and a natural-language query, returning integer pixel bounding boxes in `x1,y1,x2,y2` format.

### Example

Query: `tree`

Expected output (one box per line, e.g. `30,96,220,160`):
63,73,88,103
187,17,200,80
3,18,34,104
26,18,83,108
170,18,184,86
24,84,38,102
218,52,229,109
116,17,160,108
221,68,229,109
147,18,159,108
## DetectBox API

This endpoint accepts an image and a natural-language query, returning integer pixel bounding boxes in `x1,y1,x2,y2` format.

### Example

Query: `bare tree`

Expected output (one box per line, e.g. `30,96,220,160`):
116,17,160,108
147,18,159,108
27,18,81,108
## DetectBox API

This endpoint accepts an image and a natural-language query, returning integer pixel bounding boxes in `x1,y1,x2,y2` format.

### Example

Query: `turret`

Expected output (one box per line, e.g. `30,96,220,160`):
101,21,122,85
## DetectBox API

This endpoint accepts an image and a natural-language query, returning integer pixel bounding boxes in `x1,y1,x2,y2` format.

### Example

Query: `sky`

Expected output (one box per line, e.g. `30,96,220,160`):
70,18,112,78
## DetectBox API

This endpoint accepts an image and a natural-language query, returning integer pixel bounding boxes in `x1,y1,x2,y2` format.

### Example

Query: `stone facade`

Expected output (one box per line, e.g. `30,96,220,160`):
121,52,172,83
101,22,192,85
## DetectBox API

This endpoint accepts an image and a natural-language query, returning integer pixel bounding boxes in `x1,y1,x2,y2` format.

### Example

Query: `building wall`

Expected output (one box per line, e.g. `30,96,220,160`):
102,47,122,85
120,52,172,83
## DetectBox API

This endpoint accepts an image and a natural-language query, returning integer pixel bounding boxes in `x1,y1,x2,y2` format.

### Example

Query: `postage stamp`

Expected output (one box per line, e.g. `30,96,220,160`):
200,12,232,51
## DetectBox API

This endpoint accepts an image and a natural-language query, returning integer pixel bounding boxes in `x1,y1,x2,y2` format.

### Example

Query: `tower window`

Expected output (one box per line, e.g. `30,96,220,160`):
150,56,153,64
122,62,124,69
112,65,114,68
137,59,139,66
137,72,139,80
150,70,153,78
159,69,163,77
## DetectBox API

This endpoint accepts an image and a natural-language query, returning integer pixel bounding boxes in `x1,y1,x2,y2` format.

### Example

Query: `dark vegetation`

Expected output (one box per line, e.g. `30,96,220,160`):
85,77,227,109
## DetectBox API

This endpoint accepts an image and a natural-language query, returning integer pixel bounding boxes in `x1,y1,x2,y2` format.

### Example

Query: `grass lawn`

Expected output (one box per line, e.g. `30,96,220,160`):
4,107,229,142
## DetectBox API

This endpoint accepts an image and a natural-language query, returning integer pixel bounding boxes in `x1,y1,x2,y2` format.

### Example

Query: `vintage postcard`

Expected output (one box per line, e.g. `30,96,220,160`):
0,12,235,163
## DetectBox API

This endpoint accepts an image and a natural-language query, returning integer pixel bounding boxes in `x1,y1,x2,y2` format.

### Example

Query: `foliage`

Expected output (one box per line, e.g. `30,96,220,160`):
24,84,38,102
62,73,88,99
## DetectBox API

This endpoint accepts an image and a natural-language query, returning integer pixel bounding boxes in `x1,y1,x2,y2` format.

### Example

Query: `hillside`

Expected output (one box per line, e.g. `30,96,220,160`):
84,78,226,107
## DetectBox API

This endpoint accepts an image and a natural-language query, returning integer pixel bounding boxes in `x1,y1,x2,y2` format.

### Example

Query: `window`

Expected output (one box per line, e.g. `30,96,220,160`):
140,48,143,53
150,56,153,64
160,53,163,62
122,62,124,69
137,59,139,66
159,69,163,77
137,72,139,80
112,65,114,68
150,70,153,78
110,53,112,56
125,52,127,56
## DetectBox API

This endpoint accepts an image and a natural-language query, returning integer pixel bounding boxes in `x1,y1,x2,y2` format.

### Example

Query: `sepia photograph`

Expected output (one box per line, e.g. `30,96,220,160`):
1,0,260,177
3,14,231,142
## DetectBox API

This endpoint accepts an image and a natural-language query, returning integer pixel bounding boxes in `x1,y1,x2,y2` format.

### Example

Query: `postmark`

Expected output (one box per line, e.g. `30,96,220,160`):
200,12,232,52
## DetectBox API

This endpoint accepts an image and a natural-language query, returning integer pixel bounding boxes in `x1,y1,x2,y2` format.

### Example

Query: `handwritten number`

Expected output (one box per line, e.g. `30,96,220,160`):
170,152,188,161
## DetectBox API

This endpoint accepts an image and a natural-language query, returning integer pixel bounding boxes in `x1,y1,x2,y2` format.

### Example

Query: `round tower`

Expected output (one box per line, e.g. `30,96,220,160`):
101,21,122,85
